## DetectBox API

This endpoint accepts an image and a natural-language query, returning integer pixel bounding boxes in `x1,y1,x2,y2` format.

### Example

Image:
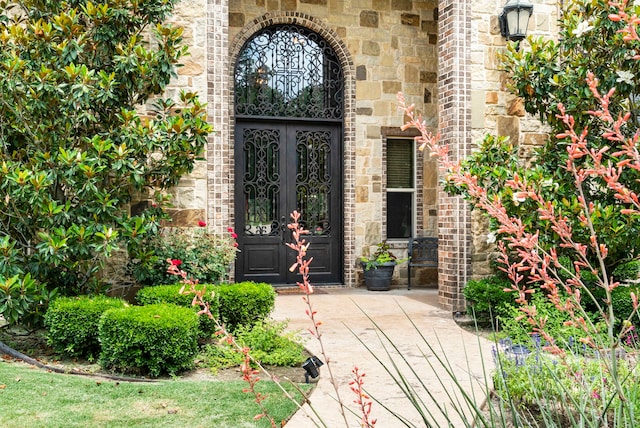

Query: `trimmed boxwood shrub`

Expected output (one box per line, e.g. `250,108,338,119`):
98,304,199,377
44,295,126,359
589,284,640,330
217,281,276,331
463,275,514,325
136,284,219,338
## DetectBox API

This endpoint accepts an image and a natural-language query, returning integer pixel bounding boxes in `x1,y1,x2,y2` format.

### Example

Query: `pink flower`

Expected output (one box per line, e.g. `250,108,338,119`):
198,220,207,227
227,227,234,233
170,259,183,266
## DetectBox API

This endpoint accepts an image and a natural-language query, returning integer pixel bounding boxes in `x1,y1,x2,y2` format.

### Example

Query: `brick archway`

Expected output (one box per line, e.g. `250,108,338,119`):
229,12,358,287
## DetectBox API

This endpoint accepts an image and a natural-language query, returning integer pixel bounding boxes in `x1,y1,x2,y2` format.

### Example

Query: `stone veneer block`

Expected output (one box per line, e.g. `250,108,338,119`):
229,13,244,27
497,116,520,146
391,0,412,10
471,90,485,128
523,133,548,146
165,209,206,227
282,0,296,10
362,40,380,56
372,0,390,11
300,0,327,4
421,20,437,34
360,11,379,28
356,81,381,99
355,186,369,203
401,13,420,26
508,98,525,117
420,71,437,83
356,65,367,80
382,81,401,94
356,107,373,115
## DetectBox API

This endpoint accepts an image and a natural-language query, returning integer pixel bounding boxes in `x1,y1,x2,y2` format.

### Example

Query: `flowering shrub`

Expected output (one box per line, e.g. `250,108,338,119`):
129,223,238,286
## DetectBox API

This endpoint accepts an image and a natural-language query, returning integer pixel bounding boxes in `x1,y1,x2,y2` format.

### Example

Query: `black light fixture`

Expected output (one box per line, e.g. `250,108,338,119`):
302,356,324,383
499,0,534,45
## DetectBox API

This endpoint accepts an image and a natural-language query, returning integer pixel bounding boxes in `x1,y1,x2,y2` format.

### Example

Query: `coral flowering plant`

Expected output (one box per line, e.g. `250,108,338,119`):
392,2,640,418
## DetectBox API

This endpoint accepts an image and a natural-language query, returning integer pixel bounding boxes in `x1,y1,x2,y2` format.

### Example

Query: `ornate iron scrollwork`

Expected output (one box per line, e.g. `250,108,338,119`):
235,25,344,119
242,128,281,237
296,130,332,236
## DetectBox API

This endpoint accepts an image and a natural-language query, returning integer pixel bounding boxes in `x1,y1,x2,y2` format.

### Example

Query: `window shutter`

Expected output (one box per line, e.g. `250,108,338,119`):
387,139,414,188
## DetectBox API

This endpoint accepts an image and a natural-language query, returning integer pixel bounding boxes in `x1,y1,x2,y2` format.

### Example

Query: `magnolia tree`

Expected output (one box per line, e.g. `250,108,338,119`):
0,1,210,325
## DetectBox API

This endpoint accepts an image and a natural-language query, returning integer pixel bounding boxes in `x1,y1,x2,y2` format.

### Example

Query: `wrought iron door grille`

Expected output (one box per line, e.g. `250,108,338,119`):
235,25,344,119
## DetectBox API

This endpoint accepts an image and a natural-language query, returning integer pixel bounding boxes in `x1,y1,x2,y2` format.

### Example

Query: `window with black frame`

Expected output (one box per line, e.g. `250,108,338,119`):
386,138,415,239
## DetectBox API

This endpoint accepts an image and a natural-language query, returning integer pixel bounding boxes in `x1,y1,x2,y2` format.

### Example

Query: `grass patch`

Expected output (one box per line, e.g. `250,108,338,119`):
0,361,310,427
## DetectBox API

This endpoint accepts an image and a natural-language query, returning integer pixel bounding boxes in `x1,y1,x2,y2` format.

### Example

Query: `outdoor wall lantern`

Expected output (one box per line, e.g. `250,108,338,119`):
302,355,324,383
499,0,534,46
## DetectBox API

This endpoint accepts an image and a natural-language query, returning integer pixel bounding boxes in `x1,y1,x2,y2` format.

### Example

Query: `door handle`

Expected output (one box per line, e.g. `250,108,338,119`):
280,215,287,245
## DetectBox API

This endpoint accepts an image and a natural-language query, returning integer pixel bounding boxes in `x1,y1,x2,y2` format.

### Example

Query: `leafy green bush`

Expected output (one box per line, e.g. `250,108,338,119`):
136,283,219,338
0,273,55,328
44,295,126,359
613,260,640,282
463,275,514,324
129,227,237,286
98,304,199,377
235,320,306,367
588,284,640,331
217,282,276,331
497,293,603,349
0,1,210,299
202,320,306,372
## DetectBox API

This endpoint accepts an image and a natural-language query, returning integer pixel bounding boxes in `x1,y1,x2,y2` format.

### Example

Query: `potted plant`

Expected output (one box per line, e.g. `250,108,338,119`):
360,241,403,291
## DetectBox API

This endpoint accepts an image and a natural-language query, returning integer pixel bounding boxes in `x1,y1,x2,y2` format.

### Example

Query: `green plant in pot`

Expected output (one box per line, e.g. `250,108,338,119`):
361,241,403,291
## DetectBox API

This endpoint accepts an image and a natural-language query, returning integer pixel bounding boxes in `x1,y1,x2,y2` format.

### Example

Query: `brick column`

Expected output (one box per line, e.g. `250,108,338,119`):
206,0,232,234
437,1,472,312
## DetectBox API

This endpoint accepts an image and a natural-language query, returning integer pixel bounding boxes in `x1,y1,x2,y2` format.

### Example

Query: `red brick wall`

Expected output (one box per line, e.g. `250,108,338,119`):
437,1,472,312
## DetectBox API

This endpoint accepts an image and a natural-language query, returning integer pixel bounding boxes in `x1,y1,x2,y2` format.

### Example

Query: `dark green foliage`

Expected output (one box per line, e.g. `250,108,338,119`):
463,275,515,324
0,0,210,307
498,293,603,349
217,282,276,332
0,273,56,327
129,228,237,286
496,0,640,275
588,285,640,330
202,320,306,371
234,320,306,367
98,304,199,377
613,260,640,282
44,295,125,359
136,283,219,338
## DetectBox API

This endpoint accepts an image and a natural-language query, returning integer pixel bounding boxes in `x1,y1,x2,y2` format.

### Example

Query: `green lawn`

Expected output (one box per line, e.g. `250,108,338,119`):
0,361,310,428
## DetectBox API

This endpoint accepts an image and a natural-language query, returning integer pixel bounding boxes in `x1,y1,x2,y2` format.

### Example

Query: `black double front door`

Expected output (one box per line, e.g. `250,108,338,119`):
234,120,343,285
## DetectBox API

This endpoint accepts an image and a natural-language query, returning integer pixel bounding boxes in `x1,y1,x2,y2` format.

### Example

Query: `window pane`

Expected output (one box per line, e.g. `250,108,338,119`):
387,192,412,238
387,139,414,189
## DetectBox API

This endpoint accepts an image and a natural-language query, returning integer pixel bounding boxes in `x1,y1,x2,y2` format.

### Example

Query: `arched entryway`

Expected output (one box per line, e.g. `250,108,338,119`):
233,24,345,285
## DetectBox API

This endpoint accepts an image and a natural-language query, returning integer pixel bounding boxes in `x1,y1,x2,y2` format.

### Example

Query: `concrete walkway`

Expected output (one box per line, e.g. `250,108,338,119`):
272,288,494,428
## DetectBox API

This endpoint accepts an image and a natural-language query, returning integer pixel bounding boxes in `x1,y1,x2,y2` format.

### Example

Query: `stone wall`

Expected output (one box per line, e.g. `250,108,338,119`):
466,0,559,288
227,0,439,286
